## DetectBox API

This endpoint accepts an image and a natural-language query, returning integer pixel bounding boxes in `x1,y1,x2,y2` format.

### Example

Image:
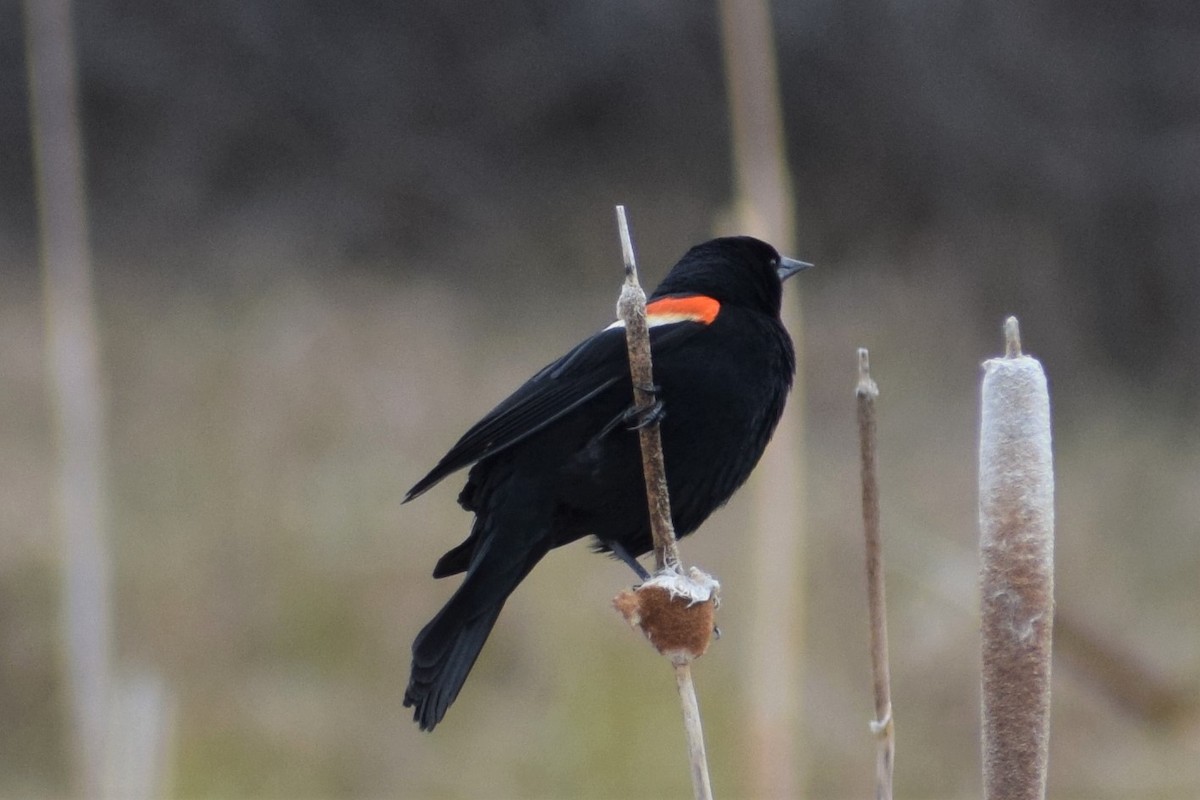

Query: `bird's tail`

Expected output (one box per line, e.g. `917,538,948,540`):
404,592,503,731
404,546,541,731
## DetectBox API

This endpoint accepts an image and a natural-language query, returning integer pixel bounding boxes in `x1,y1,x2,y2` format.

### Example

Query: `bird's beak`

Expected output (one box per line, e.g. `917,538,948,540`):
777,256,814,281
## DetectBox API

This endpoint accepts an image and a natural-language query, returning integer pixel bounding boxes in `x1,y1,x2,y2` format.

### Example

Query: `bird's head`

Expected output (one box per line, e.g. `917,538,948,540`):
650,236,812,316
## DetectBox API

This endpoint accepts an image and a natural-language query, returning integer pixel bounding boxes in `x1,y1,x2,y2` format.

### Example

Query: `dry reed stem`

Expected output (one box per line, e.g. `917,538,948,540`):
675,662,715,800
24,1,111,793
615,207,681,573
856,349,894,800
716,1,806,794
979,316,1055,800
1054,609,1196,725
26,7,173,796
613,205,713,800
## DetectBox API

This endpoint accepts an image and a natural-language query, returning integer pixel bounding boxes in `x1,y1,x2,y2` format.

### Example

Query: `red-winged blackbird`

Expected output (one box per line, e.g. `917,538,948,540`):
403,236,810,730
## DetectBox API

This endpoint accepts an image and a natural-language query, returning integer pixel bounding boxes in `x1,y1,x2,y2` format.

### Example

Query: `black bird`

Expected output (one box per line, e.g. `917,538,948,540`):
403,236,811,730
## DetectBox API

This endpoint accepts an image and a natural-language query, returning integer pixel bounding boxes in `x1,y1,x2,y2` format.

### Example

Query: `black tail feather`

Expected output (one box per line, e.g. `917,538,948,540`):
432,536,475,578
405,534,545,730
404,594,504,731
407,479,554,731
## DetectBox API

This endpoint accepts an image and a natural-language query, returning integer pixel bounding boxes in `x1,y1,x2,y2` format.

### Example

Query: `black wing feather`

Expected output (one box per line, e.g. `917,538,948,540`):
404,321,702,502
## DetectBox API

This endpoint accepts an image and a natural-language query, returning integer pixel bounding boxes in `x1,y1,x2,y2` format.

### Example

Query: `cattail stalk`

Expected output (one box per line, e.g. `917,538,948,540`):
856,349,894,800
613,205,714,800
615,207,682,574
979,317,1055,800
25,7,173,797
716,1,806,794
24,1,112,794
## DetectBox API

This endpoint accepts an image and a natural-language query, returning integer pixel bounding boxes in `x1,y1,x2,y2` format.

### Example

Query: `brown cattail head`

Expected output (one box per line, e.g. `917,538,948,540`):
979,316,1055,800
614,569,720,665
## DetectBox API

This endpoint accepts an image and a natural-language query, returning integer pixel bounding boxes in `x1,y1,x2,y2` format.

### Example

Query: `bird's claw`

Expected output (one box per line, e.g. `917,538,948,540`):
624,399,665,430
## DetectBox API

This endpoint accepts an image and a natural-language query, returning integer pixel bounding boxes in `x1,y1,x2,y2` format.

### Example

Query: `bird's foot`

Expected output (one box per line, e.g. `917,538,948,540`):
608,541,652,581
623,386,664,429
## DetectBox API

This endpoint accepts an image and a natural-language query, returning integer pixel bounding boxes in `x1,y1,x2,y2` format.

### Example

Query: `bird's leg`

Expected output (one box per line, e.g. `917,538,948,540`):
623,383,664,430
608,540,652,581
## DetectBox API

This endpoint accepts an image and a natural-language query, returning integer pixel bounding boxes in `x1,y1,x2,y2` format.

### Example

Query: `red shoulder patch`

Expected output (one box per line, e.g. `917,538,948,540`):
645,295,720,326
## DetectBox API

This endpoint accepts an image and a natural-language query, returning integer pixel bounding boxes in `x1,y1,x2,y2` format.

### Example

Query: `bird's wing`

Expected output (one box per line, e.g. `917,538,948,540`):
403,318,705,502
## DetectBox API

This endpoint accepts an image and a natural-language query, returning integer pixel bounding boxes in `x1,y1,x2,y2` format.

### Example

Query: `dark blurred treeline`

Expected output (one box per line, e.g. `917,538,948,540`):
4,0,1198,398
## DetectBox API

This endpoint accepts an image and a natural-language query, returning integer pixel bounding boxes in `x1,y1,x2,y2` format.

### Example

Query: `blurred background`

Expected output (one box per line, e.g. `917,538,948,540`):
3,1,1199,797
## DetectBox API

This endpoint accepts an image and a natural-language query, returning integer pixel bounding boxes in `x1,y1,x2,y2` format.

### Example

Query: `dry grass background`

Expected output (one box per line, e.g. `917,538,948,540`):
8,2,1200,796
2,235,1198,797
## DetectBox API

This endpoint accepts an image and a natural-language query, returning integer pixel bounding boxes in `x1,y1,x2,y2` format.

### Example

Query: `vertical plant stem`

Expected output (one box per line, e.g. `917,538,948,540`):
614,206,711,800
675,663,715,800
979,316,1055,800
716,1,806,794
856,349,894,800
23,1,112,795
615,206,682,573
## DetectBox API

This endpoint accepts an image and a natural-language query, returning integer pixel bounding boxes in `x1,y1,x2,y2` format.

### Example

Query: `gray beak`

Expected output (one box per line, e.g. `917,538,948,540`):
776,256,814,281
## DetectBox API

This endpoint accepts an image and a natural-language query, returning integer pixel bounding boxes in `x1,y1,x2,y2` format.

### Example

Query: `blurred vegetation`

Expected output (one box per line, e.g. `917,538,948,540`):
3,1,1199,798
